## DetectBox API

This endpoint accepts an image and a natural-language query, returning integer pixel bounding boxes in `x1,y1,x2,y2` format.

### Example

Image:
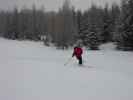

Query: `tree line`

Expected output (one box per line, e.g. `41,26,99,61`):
0,0,133,50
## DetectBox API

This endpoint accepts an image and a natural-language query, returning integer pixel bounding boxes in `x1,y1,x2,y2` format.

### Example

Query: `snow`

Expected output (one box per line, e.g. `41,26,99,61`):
99,42,117,51
0,38,133,100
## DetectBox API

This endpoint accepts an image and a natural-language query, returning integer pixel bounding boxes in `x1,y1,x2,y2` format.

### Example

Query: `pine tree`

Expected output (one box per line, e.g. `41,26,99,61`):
101,4,112,43
12,7,19,39
117,0,133,50
77,11,89,46
78,5,102,49
54,0,76,49
85,25,100,50
110,4,121,42
4,12,13,39
76,10,82,41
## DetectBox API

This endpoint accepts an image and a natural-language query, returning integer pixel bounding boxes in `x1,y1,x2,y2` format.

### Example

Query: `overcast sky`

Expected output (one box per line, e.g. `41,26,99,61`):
0,0,121,11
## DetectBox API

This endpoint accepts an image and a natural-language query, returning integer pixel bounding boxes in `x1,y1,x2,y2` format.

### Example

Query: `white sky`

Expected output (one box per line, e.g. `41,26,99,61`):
0,0,121,11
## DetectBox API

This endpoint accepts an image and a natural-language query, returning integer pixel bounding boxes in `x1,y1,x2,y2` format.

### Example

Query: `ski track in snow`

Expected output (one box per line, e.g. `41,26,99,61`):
0,38,133,100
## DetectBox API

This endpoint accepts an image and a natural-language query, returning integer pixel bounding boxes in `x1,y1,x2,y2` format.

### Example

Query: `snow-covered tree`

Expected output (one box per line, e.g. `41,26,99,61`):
116,0,133,50
54,0,76,49
77,5,102,49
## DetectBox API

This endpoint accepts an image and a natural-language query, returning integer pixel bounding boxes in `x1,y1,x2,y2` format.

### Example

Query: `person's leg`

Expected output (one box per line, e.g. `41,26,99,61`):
78,56,82,65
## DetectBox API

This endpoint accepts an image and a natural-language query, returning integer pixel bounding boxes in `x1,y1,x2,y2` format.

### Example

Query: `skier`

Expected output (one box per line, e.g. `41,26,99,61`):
72,45,83,65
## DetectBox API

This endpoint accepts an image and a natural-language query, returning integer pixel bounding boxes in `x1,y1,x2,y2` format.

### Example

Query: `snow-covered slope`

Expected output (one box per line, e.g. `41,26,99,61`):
0,38,133,100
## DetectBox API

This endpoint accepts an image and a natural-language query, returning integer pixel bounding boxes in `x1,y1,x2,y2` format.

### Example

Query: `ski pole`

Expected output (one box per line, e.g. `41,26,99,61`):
64,57,72,66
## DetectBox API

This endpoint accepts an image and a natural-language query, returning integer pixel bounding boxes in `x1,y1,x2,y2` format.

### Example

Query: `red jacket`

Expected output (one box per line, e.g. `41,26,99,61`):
72,47,83,58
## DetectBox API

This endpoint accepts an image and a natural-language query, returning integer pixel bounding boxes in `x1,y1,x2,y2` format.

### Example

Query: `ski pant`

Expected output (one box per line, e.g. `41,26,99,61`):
77,56,82,65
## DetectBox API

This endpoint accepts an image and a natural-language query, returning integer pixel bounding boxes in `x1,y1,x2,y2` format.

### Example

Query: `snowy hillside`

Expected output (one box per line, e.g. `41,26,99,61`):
0,38,133,100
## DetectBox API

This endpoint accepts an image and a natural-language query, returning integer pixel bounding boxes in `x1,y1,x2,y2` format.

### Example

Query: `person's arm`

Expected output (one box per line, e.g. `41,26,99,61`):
81,48,83,55
72,48,76,57
72,52,75,57
72,47,76,57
